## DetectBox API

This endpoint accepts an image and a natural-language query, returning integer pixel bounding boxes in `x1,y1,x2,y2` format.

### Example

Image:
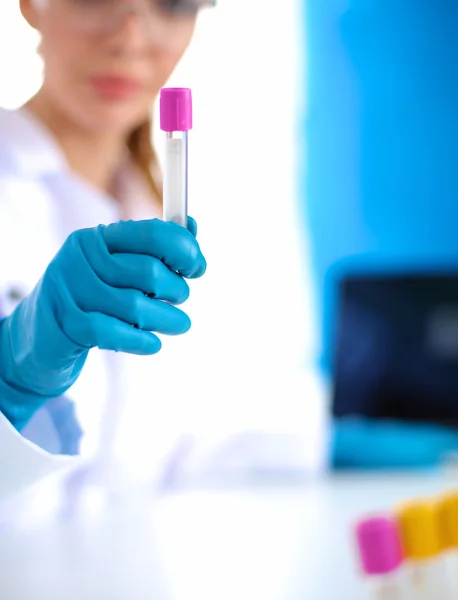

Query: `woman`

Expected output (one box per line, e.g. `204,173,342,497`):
0,0,214,499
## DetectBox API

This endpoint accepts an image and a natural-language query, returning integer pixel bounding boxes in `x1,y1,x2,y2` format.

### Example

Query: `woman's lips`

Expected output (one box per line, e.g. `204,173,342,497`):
90,75,142,100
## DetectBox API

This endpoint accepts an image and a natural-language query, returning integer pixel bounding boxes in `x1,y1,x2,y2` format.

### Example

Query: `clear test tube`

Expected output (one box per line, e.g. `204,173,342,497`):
396,500,450,600
355,516,409,600
160,87,193,228
437,492,458,597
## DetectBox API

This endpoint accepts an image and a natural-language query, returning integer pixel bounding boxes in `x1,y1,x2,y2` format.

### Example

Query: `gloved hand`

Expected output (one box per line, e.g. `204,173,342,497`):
0,217,206,429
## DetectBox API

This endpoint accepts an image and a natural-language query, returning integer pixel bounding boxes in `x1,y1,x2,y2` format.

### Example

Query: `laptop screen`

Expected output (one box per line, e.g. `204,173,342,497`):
332,273,458,426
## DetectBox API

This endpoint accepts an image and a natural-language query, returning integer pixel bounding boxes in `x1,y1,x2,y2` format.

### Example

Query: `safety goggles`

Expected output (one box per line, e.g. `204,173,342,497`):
32,0,216,49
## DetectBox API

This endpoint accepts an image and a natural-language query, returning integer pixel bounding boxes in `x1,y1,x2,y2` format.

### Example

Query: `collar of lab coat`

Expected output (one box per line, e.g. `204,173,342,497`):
0,106,161,219
0,107,68,178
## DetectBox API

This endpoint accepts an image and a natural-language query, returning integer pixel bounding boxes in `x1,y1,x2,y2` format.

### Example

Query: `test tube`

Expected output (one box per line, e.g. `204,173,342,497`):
355,516,408,600
160,87,193,228
437,492,458,597
396,500,450,600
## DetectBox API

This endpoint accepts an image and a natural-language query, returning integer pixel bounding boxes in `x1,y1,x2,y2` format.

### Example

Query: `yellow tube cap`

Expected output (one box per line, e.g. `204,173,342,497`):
396,500,442,560
437,492,458,549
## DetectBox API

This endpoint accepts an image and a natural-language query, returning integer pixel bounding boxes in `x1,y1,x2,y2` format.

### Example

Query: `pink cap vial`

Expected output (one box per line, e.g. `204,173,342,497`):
355,517,404,576
160,88,193,132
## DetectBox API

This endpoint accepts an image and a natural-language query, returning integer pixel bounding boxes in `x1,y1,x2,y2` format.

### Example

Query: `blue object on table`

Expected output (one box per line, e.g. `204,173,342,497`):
332,418,458,470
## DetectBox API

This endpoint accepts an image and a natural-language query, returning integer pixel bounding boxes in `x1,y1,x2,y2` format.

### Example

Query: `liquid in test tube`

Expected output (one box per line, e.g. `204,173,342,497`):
396,500,450,600
160,87,193,228
355,516,408,600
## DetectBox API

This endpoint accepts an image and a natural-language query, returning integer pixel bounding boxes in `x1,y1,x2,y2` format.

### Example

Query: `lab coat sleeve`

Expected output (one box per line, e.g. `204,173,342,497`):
0,409,77,500
0,167,82,498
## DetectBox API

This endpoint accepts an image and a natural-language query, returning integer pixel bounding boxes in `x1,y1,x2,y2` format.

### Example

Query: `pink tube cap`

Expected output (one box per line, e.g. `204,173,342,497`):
160,88,193,132
355,517,404,576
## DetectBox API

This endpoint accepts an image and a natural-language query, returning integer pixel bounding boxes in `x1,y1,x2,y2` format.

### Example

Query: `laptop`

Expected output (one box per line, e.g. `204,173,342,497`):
332,273,458,426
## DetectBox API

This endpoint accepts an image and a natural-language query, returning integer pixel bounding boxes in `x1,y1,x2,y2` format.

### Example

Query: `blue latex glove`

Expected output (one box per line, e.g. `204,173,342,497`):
0,217,206,429
331,417,458,469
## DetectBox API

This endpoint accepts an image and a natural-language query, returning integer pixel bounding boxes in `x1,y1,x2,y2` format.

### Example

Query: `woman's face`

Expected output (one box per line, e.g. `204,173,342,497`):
22,0,205,135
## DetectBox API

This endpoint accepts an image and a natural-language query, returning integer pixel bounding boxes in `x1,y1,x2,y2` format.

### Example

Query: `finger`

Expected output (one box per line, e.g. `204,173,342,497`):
65,242,191,335
59,293,162,355
187,216,197,237
89,313,162,354
71,268,191,335
104,291,191,334
100,220,207,279
112,255,190,304
79,232,190,303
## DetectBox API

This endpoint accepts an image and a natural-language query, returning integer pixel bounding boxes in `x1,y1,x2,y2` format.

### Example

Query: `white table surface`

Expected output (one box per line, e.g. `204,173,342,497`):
0,471,456,599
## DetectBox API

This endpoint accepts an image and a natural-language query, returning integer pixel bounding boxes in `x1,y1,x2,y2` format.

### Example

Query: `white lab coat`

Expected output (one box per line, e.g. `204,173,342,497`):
0,106,164,500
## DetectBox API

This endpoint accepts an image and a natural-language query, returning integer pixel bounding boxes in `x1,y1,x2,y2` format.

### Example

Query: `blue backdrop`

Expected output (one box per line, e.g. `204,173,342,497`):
302,0,458,374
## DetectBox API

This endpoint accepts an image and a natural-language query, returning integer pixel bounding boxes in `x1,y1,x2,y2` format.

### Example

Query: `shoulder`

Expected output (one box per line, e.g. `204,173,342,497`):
0,110,64,304
0,107,62,220
0,107,65,180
